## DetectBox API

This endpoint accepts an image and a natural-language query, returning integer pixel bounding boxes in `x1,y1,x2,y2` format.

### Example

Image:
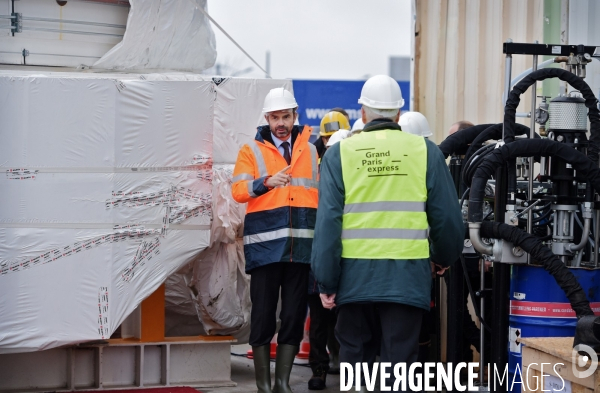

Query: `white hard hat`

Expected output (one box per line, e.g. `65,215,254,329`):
351,118,364,134
399,111,433,137
326,129,351,147
262,87,298,113
358,75,404,109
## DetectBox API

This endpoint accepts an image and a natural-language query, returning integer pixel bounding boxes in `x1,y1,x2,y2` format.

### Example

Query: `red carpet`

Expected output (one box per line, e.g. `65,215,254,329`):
78,388,200,393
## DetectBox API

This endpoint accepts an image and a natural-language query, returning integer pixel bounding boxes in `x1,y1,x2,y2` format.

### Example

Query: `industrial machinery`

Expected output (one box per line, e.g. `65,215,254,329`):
439,42,600,392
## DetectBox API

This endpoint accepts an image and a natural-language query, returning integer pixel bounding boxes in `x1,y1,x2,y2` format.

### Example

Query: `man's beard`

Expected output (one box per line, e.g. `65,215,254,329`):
272,125,291,139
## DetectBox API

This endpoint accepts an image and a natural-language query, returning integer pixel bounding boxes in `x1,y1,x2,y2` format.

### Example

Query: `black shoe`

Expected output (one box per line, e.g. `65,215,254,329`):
308,365,329,390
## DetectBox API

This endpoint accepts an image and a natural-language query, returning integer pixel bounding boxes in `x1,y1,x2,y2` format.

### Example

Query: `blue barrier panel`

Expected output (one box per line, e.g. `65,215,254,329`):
292,79,410,127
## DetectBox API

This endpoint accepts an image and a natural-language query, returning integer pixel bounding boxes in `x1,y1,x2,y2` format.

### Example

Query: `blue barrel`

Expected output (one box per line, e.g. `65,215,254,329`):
508,265,600,390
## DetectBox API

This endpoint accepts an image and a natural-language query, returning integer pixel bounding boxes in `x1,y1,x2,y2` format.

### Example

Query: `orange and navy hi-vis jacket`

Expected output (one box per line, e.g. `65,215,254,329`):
232,125,319,273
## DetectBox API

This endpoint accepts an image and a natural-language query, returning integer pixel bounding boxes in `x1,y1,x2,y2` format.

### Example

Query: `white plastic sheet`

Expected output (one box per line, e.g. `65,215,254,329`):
212,77,294,164
0,72,214,354
92,0,216,72
165,165,250,341
194,165,250,340
0,71,293,352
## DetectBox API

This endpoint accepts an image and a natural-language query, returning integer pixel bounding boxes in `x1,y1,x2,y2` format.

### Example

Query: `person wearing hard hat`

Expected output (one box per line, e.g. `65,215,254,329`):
326,129,351,147
399,111,433,138
313,111,351,159
350,118,364,135
311,75,464,390
232,87,319,393
330,107,351,124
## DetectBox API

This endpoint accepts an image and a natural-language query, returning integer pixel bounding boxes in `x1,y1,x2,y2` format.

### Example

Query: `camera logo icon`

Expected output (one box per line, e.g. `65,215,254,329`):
572,344,598,378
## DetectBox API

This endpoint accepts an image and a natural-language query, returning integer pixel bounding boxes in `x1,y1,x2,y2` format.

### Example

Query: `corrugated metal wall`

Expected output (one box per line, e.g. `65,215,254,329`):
414,0,544,142
569,0,600,101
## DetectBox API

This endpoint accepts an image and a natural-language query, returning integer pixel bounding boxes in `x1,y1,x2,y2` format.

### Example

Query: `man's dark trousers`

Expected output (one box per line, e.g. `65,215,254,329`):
336,302,423,391
307,293,337,370
249,262,310,346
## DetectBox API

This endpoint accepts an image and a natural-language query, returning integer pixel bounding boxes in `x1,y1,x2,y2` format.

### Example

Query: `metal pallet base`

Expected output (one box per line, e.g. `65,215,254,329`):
0,336,236,392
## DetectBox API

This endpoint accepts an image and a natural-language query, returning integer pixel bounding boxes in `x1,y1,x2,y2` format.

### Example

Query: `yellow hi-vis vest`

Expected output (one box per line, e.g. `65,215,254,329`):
339,129,429,259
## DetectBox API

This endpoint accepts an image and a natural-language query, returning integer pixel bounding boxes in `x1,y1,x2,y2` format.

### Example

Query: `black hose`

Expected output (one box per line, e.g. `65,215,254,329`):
464,151,495,188
464,123,537,163
517,202,552,218
504,68,600,163
516,201,552,212
532,201,553,210
531,208,553,223
459,187,470,209
462,123,538,196
462,144,496,187
464,144,496,173
480,221,594,318
438,124,496,158
468,139,600,222
518,207,553,225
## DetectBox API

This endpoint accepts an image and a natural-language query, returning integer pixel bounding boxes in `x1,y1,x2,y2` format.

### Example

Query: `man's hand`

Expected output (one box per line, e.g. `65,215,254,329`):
265,166,291,188
431,262,448,277
320,293,336,309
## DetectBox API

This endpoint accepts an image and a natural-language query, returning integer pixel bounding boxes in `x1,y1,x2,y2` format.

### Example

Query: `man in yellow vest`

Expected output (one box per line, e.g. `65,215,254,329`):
311,75,464,391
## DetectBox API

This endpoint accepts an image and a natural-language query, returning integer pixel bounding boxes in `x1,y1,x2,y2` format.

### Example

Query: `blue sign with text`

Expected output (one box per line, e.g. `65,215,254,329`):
292,79,410,127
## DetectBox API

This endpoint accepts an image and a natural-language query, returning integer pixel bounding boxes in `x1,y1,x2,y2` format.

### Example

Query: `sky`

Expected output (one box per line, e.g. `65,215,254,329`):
205,0,412,80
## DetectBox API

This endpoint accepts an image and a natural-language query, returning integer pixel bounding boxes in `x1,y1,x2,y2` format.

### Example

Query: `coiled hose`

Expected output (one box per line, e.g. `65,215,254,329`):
467,139,600,223
480,221,594,318
503,68,600,163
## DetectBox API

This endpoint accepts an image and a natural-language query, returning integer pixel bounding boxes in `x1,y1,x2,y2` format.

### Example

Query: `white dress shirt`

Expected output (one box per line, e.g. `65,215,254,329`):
271,133,292,159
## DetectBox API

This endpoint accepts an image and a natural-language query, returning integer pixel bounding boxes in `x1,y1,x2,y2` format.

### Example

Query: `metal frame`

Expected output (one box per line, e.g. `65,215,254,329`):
0,337,236,392
0,11,126,38
503,42,600,57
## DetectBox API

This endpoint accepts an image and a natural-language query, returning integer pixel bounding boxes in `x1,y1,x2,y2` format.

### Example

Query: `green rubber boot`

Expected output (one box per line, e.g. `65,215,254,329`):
273,344,298,393
252,345,273,393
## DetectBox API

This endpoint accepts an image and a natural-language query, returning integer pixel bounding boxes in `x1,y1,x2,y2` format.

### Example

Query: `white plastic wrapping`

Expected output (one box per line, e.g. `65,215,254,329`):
93,0,216,72
0,0,128,68
193,165,250,341
0,72,214,354
0,70,294,352
165,165,250,341
212,77,295,164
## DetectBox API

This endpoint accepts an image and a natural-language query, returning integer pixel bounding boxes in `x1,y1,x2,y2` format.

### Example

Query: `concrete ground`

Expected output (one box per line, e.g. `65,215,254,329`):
201,344,341,393
198,345,482,393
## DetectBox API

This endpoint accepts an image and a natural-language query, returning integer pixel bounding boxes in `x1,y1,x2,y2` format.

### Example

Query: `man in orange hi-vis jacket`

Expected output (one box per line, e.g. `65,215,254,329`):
232,87,319,393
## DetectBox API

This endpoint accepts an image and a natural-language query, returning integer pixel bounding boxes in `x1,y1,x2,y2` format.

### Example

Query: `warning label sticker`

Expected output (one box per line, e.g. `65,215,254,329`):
509,327,521,353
